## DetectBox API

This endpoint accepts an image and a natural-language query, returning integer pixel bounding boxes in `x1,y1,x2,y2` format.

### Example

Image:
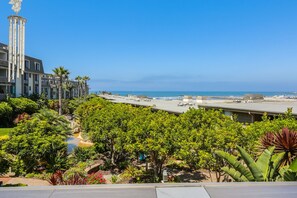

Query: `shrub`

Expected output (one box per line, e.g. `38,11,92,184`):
111,175,118,184
0,102,13,127
8,98,39,115
73,147,95,163
48,170,106,185
0,150,12,175
87,172,106,184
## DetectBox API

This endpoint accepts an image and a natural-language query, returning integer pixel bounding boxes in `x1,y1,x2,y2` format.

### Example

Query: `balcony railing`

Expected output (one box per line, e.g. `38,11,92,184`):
0,76,8,83
42,82,50,86
0,60,8,67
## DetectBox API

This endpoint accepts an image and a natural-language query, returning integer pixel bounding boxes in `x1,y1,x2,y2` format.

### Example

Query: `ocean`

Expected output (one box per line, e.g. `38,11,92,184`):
93,91,297,99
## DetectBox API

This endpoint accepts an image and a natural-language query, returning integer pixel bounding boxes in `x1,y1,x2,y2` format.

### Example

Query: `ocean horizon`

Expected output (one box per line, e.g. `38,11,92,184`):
92,91,297,99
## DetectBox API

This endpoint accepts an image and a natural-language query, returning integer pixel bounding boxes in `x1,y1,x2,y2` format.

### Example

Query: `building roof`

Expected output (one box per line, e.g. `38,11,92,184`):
198,102,297,116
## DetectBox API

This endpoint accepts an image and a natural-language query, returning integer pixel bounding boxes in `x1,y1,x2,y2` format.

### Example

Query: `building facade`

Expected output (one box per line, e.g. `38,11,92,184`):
0,43,82,100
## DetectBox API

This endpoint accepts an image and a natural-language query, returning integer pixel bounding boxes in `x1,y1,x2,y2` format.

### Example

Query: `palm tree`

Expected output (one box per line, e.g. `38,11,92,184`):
63,80,74,99
52,67,70,115
82,76,90,97
75,76,83,97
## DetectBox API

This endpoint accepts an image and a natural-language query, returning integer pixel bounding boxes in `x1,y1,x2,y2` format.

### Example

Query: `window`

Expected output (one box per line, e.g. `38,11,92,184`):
24,85,28,95
25,60,30,69
34,62,40,71
0,52,7,61
34,74,39,83
24,73,28,81
35,85,39,94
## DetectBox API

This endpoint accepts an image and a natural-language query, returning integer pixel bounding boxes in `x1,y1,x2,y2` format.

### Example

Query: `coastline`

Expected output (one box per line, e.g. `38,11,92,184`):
94,91,297,101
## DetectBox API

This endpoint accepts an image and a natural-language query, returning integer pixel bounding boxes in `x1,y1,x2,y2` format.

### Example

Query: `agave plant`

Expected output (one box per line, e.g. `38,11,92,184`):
215,146,285,182
260,128,297,165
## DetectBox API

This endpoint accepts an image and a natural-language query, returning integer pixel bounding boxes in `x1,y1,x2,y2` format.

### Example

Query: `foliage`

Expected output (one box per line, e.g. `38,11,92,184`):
215,146,285,182
260,128,297,165
111,175,118,184
120,165,146,183
25,172,52,180
72,147,96,164
242,112,297,155
0,102,13,127
13,112,30,124
52,66,70,115
74,97,110,126
0,128,13,137
76,98,134,166
177,108,244,182
3,109,70,175
0,150,12,175
126,109,179,181
279,158,297,181
63,167,87,181
48,170,106,185
28,93,49,109
8,97,39,116
87,172,106,184
2,183,27,187
48,99,72,115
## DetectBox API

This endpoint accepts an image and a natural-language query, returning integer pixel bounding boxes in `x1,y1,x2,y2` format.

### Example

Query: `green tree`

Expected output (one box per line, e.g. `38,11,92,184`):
177,108,244,182
81,76,90,98
3,109,70,174
0,150,12,175
242,112,297,156
8,97,39,115
0,102,13,127
75,76,83,97
52,66,70,115
87,103,136,165
63,80,74,99
126,109,179,181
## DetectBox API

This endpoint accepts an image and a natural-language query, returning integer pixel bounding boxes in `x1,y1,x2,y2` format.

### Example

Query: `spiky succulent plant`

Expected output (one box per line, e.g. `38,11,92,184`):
260,128,297,165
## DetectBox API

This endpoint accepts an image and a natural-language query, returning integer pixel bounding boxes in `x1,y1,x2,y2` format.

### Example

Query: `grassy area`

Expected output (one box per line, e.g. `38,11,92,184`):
0,128,12,136
0,128,13,140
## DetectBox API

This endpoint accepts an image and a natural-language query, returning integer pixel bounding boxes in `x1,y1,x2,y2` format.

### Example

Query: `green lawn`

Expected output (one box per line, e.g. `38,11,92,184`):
0,128,13,136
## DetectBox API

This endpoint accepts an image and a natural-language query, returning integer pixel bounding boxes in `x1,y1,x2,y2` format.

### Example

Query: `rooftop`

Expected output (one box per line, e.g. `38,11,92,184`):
101,95,297,116
198,102,297,116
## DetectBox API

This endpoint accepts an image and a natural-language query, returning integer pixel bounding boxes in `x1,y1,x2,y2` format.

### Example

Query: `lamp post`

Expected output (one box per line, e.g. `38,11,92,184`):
8,0,26,97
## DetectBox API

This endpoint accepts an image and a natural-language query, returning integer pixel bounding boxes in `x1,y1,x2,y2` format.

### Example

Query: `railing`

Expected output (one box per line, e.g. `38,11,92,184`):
42,82,50,86
0,76,8,83
0,60,8,66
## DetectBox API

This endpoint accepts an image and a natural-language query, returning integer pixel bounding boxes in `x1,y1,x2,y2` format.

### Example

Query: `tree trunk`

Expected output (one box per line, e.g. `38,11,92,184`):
208,169,213,182
58,79,62,115
215,171,220,182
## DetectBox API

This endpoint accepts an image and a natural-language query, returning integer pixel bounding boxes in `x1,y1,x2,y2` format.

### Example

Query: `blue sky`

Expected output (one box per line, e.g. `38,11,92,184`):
0,0,297,91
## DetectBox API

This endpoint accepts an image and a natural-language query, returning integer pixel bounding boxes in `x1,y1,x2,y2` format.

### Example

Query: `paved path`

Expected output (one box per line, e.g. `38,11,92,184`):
0,177,50,186
66,136,80,154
